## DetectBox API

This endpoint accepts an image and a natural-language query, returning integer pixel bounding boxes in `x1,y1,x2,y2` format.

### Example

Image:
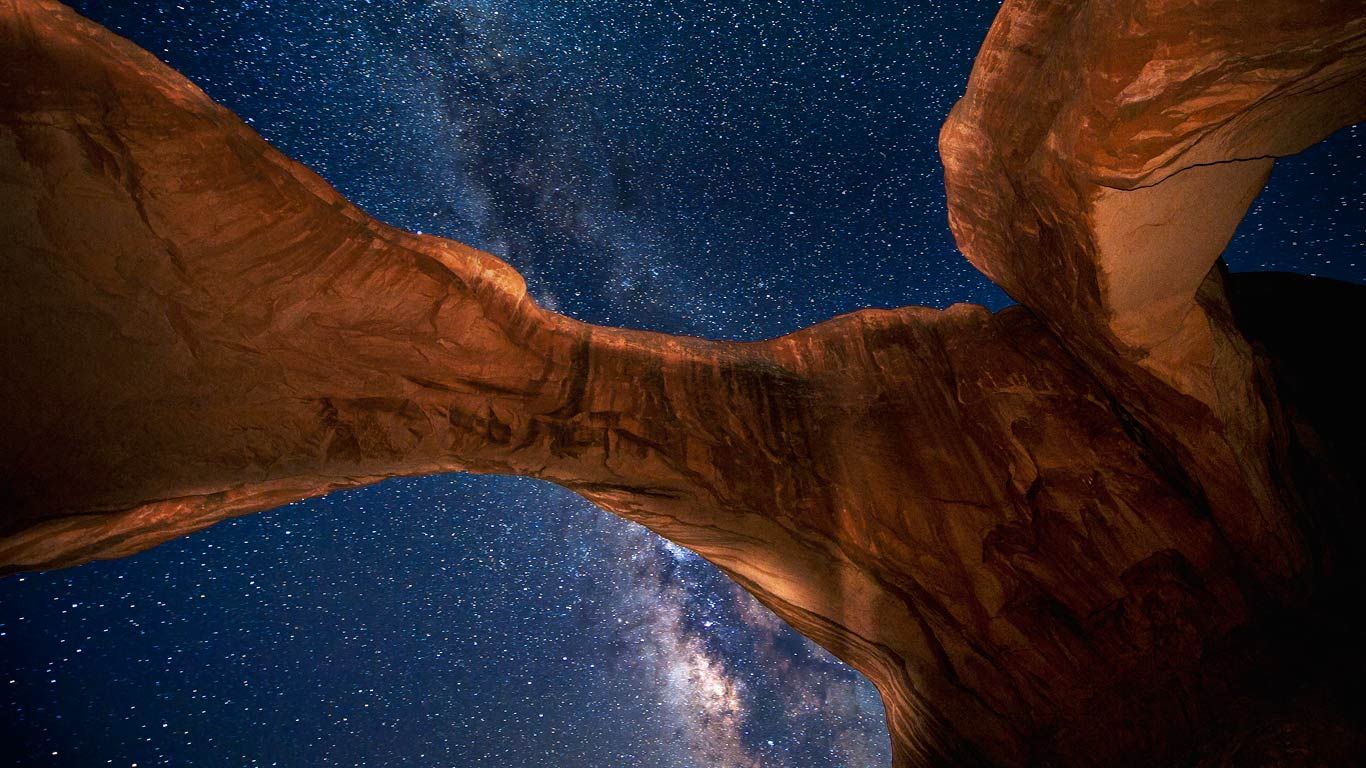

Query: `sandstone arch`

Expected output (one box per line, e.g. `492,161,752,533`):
3,1,1364,764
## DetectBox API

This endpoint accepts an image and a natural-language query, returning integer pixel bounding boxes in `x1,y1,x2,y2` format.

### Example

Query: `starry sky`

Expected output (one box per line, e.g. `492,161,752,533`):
2,1,1361,767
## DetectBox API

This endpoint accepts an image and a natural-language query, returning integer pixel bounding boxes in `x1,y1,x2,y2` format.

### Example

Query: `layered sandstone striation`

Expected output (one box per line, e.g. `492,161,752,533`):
2,0,1363,766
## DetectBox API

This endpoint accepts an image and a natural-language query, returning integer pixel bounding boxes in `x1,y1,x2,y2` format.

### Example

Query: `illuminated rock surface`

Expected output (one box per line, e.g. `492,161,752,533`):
2,0,1363,765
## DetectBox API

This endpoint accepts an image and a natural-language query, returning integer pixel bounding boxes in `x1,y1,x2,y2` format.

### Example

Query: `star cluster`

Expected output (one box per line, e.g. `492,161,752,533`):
2,1,1360,766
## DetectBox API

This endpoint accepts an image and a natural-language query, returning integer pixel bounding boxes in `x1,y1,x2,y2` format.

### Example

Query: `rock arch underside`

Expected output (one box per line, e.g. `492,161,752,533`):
3,0,1365,765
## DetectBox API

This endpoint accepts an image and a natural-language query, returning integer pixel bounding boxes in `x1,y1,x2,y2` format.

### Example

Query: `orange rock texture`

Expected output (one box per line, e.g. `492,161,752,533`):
2,0,1363,766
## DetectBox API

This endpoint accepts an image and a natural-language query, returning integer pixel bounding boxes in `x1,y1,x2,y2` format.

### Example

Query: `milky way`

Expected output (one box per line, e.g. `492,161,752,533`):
2,1,1361,766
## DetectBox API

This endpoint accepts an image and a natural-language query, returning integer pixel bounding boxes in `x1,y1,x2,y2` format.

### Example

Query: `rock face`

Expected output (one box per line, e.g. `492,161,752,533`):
1,1,1363,766
941,0,1366,607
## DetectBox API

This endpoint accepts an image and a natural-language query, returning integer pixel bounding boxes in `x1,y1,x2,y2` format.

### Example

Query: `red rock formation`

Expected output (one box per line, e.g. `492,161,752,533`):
1,0,1362,765
941,0,1366,606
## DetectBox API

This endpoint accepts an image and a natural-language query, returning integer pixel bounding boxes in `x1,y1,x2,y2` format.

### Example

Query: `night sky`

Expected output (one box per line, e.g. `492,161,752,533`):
2,1,1361,766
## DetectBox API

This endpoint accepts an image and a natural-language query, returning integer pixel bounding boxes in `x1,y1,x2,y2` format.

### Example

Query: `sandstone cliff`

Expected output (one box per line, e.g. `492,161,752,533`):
2,0,1363,765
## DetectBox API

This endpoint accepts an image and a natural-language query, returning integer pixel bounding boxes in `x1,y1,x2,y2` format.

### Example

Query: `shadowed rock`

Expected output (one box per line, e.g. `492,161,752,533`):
2,0,1363,765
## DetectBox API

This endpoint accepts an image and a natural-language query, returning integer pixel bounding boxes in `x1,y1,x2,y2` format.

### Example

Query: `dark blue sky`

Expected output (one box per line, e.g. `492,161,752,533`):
2,1,1360,766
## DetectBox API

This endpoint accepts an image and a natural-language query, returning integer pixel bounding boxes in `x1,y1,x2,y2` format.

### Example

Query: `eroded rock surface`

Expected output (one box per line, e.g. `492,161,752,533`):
2,0,1363,766
940,0,1366,602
